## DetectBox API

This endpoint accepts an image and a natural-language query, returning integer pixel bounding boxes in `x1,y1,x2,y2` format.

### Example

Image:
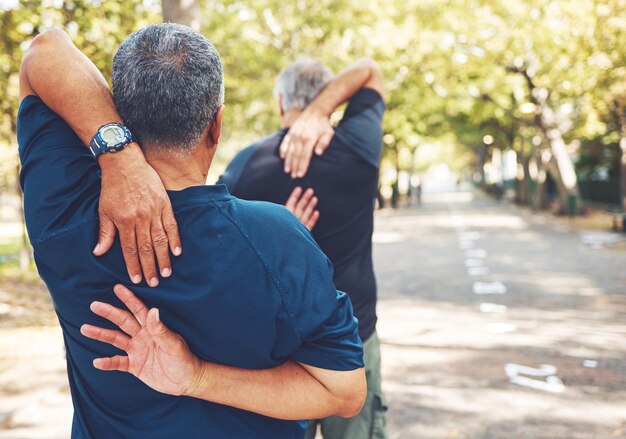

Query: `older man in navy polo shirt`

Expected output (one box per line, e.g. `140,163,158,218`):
17,24,365,438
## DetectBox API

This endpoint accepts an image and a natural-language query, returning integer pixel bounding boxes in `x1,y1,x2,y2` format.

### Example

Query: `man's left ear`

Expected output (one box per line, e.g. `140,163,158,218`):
208,105,224,147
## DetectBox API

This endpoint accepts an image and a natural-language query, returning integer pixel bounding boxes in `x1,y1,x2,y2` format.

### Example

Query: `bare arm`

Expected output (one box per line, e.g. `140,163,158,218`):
19,29,181,286
189,356,365,419
281,58,386,178
81,285,366,420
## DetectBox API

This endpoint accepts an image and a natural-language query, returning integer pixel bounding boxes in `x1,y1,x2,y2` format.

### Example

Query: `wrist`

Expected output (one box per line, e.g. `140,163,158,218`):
184,359,211,398
97,142,146,171
305,100,333,118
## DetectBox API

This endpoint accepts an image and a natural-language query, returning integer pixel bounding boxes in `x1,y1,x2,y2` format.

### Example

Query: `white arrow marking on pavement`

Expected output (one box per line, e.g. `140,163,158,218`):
473,281,506,294
504,363,565,393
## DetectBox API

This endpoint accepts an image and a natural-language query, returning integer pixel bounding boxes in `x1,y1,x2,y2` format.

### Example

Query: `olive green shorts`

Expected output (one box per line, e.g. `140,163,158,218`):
305,332,388,439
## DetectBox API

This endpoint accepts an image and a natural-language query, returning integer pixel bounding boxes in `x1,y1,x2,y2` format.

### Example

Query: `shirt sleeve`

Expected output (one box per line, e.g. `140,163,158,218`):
333,87,385,169
270,215,364,371
17,96,100,244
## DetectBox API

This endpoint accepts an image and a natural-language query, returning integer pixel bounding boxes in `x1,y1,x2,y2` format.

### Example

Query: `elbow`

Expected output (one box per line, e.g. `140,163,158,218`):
26,29,72,61
356,57,386,100
333,370,367,418
358,57,382,75
30,29,72,50
21,29,72,77
357,57,379,69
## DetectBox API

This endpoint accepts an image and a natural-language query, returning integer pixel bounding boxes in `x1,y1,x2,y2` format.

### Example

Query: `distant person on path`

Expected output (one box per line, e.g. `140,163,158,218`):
391,181,399,209
17,25,366,438
219,58,388,439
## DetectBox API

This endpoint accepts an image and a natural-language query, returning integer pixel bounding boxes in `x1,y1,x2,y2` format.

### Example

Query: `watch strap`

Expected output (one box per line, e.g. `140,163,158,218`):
89,123,133,158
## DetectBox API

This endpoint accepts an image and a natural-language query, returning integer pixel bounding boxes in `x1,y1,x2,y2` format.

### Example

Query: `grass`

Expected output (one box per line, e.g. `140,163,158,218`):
0,237,22,257
0,235,39,283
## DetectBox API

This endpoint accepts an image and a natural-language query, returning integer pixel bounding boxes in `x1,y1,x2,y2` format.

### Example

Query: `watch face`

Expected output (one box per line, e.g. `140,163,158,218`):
101,126,125,147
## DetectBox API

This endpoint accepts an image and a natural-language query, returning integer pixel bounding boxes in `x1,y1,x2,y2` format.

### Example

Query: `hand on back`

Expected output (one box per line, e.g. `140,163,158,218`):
279,109,334,179
95,145,182,287
285,186,320,231
81,284,202,397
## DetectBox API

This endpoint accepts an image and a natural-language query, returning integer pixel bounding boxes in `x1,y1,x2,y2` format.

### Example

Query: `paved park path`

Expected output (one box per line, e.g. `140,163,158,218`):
1,189,625,438
376,190,626,438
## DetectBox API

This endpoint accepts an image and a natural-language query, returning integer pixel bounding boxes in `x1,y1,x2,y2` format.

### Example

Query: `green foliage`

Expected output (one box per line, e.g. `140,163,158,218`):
1,0,624,189
0,0,159,193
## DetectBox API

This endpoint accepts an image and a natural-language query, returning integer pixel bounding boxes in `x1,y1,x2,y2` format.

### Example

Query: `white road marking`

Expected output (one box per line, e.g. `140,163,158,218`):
465,248,488,258
480,303,507,313
459,241,475,250
458,231,480,241
504,363,565,393
487,322,517,333
468,267,490,276
465,258,484,267
473,281,506,294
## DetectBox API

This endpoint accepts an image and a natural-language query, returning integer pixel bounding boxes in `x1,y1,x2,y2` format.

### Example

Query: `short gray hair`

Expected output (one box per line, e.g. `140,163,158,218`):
274,59,333,112
112,23,224,154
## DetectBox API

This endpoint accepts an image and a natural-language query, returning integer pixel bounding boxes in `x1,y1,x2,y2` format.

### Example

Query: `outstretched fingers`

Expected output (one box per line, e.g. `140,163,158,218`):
90,300,141,337
304,210,320,230
285,186,303,212
81,324,131,351
93,355,130,372
113,284,149,326
145,308,181,353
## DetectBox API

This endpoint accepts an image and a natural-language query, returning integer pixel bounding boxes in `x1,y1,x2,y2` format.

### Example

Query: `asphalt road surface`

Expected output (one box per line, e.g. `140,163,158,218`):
1,189,625,438
375,190,626,439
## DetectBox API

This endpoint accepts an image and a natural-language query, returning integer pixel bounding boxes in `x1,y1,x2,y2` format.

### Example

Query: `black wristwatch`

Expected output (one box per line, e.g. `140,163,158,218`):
89,123,135,159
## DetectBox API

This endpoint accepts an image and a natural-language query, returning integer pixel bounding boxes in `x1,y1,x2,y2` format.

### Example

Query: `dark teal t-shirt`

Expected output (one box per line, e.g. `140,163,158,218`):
17,96,363,439
219,88,385,342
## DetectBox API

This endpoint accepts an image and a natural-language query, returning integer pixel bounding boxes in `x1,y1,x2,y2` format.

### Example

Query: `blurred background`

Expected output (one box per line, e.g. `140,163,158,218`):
0,0,625,438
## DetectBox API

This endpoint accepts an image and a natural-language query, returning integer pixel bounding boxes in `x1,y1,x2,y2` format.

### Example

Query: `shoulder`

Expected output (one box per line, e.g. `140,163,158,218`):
333,88,385,168
218,130,286,189
226,197,308,235
17,95,76,149
220,197,323,260
231,130,285,165
341,87,386,120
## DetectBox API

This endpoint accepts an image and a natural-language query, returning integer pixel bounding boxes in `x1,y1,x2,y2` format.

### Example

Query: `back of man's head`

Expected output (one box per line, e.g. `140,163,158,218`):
274,59,333,112
112,23,224,155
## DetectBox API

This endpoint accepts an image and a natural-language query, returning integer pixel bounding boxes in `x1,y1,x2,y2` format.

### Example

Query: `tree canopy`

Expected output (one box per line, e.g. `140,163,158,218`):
1,0,624,208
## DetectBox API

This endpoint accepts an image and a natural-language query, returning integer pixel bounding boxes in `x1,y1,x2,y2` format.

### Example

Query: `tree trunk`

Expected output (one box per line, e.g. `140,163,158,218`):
539,106,580,214
620,137,626,213
507,65,581,214
15,164,30,272
612,101,626,212
516,152,528,205
478,143,486,187
162,0,199,30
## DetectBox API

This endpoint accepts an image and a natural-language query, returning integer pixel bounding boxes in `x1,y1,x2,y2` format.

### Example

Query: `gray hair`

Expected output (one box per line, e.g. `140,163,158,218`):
112,23,224,154
274,59,333,112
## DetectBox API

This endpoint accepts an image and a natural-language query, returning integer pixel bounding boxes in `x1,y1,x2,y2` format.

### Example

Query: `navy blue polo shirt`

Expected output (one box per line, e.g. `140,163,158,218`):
219,88,385,342
17,95,363,439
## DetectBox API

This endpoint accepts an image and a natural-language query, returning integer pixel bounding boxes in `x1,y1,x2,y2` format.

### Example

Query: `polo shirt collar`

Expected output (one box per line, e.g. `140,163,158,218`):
168,184,231,208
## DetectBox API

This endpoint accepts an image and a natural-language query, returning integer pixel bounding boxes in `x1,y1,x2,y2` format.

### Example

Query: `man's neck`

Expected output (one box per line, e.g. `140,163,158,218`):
280,109,303,128
145,149,212,191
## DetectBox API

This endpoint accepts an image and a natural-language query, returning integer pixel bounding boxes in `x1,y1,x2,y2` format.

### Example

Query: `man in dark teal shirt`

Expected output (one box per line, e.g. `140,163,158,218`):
18,24,365,438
